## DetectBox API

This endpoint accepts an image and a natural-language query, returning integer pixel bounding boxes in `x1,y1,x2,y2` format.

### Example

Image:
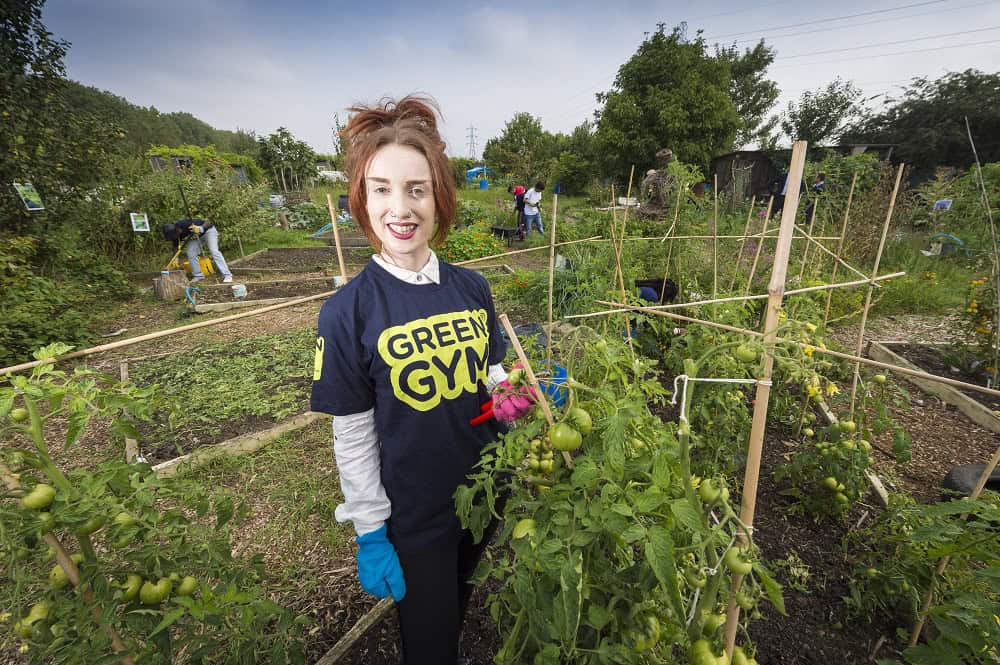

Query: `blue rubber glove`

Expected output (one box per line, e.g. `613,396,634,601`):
356,524,406,601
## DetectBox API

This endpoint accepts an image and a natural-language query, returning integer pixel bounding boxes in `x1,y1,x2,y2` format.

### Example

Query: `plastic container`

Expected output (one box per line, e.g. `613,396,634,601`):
538,361,568,408
231,284,247,298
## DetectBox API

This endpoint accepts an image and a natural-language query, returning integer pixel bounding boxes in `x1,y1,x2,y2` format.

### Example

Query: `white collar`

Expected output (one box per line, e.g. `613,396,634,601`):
372,250,440,285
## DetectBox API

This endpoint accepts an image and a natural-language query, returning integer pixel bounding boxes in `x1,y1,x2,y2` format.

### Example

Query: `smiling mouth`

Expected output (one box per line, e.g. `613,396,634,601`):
386,222,418,239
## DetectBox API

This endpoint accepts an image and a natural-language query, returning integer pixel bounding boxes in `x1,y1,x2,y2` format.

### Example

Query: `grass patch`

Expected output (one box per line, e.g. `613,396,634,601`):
874,238,979,315
183,419,353,590
128,328,314,459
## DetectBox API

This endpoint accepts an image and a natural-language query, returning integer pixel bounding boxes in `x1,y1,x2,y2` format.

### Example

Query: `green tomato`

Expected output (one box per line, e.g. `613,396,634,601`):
26,602,50,623
839,420,857,434
632,614,661,652
512,519,537,540
735,345,758,363
548,423,582,452
865,568,879,579
699,479,721,504
724,547,753,576
176,576,198,597
859,439,872,452
823,477,839,491
74,516,105,536
14,619,33,639
139,579,172,605
122,574,143,602
49,564,69,590
685,568,707,589
507,368,524,386
873,374,887,384
113,512,137,528
703,612,726,635
735,591,754,610
842,440,857,451
22,484,56,510
835,492,849,505
803,427,815,437
731,646,750,665
539,459,554,474
37,511,54,533
805,411,817,423
568,407,593,435
10,407,29,423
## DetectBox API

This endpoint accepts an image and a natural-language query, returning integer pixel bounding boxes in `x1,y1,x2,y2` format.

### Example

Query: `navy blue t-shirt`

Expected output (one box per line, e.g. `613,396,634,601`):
310,260,507,552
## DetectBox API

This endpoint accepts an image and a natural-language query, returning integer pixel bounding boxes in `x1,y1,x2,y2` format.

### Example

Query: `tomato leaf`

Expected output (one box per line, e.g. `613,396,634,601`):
670,499,702,533
554,550,583,650
149,607,186,637
586,603,612,631
645,526,685,619
65,409,90,449
753,562,786,615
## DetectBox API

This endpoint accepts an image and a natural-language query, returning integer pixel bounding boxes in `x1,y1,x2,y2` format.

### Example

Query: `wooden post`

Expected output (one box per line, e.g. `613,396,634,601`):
498,314,573,469
824,172,859,325
237,234,245,258
908,443,1000,647
546,193,559,361
326,193,348,284
798,199,819,283
849,164,905,413
744,197,774,294
712,173,719,298
723,140,809,660
120,362,140,463
728,195,756,292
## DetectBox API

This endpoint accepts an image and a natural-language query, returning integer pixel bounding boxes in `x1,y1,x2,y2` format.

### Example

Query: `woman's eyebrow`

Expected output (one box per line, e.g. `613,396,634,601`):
366,176,431,185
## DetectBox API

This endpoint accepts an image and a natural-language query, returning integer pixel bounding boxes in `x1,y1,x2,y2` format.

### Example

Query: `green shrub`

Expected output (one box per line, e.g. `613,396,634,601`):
437,227,504,263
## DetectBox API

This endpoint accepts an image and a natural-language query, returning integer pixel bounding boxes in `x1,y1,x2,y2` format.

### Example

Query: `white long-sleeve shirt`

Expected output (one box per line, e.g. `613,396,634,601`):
331,251,507,536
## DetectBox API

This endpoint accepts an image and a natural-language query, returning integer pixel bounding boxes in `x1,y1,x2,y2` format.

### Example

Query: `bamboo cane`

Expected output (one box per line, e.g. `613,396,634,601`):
0,465,135,663
723,140,809,659
908,443,1000,647
454,236,602,266
326,193,348,284
798,198,819,282
849,163,905,413
965,117,1000,386
745,197,774,294
498,314,573,469
729,195,757,292
661,184,685,303
564,271,905,320
594,299,1000,400
619,168,637,352
594,234,841,243
547,193,559,361
713,173,719,298
120,361,140,463
795,223,870,283
1,289,339,376
824,173,858,325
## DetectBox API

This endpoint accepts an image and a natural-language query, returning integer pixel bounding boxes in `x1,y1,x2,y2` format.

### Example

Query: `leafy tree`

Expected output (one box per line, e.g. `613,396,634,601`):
449,157,476,188
593,24,739,179
780,78,863,145
715,40,780,149
257,127,317,192
844,69,1000,169
483,112,556,185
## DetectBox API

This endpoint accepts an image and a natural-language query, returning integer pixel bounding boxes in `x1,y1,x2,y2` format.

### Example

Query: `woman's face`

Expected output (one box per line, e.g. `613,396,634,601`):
365,143,436,267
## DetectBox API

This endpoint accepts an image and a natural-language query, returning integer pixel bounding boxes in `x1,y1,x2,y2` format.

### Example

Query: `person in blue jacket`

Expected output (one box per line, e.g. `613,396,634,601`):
310,96,532,665
161,218,233,283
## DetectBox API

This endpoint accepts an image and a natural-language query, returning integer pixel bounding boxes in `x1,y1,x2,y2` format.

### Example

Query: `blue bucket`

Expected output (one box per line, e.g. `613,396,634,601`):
538,361,568,407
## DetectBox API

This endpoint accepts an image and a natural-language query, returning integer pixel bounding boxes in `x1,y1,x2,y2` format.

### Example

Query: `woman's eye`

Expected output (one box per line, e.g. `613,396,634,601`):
410,188,425,197
373,186,389,194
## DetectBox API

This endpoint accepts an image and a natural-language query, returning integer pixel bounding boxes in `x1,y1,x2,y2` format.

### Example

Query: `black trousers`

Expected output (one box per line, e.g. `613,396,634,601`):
395,517,501,665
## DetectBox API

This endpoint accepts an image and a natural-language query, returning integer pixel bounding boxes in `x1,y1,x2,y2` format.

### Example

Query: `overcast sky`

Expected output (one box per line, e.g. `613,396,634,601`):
44,0,1000,158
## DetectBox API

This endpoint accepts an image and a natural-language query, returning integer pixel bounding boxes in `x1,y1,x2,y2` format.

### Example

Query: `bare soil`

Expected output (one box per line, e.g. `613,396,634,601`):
195,277,336,304
234,247,364,272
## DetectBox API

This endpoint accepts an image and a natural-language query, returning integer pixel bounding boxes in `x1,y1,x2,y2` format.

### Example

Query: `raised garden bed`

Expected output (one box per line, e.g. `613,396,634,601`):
868,341,1000,433
194,276,336,305
231,247,352,272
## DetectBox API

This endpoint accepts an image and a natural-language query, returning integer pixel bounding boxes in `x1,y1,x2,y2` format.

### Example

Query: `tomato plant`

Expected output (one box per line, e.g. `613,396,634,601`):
0,344,308,663
456,331,784,663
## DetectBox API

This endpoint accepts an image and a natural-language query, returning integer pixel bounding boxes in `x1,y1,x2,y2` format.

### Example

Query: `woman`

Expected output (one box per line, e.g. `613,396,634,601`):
310,96,531,664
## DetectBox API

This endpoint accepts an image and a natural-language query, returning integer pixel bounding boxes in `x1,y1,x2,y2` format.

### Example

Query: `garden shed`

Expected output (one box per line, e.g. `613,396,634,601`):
710,150,781,206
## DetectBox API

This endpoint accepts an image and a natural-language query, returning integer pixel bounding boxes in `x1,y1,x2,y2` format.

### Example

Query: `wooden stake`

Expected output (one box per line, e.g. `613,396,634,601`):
237,234,245,258
745,197,774,294
619,168,636,352
661,183,685,304
326,193,348,284
595,299,1000,400
729,195,757,292
795,223,870,283
849,163,905,413
315,598,394,665
565,271,905,320
546,193,559,361
798,198,819,282
498,314,573,469
724,140,808,659
1,289,338,375
713,173,719,297
824,173,858,326
120,361,140,463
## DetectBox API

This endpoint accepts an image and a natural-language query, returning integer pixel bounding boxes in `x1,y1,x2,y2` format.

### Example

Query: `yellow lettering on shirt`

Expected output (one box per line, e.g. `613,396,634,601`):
313,337,325,381
376,309,490,411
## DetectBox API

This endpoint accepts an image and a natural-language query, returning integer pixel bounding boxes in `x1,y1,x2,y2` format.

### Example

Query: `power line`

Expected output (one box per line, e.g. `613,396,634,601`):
706,0,950,40
726,0,996,44
771,35,1000,67
779,24,1000,59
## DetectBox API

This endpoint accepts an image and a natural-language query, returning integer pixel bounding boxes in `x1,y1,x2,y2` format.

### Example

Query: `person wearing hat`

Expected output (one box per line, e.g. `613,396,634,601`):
162,218,233,283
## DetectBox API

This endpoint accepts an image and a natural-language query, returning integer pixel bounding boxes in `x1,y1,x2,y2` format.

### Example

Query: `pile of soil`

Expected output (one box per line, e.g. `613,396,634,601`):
196,278,335,304
235,247,343,272
885,342,1000,411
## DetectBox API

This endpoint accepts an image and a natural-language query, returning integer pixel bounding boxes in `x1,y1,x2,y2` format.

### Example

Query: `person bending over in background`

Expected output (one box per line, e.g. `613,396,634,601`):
163,218,233,283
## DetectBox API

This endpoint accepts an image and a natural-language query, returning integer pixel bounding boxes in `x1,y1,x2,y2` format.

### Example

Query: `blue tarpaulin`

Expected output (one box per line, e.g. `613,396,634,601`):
466,166,492,181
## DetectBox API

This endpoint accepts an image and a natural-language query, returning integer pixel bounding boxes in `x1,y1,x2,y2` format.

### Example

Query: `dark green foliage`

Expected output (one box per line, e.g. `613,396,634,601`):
146,144,263,183
845,69,1000,169
715,40,780,148
593,25,739,177
780,78,863,145
257,128,317,192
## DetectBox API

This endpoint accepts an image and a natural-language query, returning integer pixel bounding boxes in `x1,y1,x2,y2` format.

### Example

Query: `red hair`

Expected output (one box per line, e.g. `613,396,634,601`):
343,96,455,250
